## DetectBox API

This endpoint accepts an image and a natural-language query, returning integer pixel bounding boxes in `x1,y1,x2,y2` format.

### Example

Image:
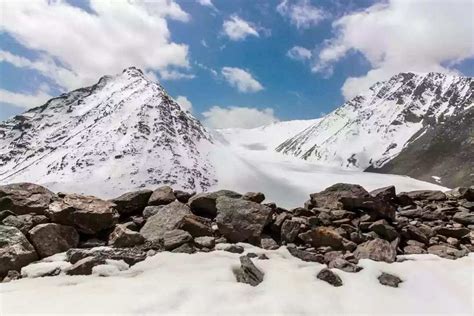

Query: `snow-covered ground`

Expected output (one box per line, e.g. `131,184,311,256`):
1,245,472,315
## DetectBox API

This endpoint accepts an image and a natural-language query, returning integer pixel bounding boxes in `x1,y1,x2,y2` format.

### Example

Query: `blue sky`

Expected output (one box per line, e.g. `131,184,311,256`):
0,0,473,126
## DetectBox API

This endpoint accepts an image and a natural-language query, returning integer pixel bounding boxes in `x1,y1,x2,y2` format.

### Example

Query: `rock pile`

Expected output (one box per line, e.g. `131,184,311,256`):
1,182,473,282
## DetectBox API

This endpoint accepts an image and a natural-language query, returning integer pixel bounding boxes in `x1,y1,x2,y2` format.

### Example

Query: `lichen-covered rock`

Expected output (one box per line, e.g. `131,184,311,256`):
108,224,144,248
148,186,176,206
0,183,55,215
188,190,242,217
29,223,79,258
110,189,152,215
0,225,38,277
234,255,264,286
215,197,272,243
354,238,396,263
317,268,343,287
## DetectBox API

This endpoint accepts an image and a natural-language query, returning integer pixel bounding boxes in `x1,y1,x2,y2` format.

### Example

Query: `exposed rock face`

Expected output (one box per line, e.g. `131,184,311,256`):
140,201,191,242
108,224,144,248
46,194,119,234
215,197,272,243
354,239,396,263
110,190,152,215
28,223,79,258
234,255,264,287
317,268,343,287
0,225,38,277
378,272,403,288
188,190,242,217
0,183,55,215
148,186,176,206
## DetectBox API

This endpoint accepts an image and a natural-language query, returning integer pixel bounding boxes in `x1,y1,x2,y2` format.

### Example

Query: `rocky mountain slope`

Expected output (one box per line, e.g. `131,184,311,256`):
0,67,216,194
276,72,473,187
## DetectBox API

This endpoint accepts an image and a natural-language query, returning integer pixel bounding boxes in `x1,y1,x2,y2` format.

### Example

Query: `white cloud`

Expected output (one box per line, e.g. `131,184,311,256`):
159,70,195,80
197,0,217,11
175,96,193,112
277,0,326,29
202,106,279,129
0,85,53,109
221,67,263,93
313,0,474,100
222,15,259,41
287,46,312,61
0,0,190,91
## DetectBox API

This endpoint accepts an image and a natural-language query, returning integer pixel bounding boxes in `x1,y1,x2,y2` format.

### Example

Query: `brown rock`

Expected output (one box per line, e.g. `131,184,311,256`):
29,223,79,258
354,238,396,263
0,183,55,215
148,186,176,206
298,227,345,250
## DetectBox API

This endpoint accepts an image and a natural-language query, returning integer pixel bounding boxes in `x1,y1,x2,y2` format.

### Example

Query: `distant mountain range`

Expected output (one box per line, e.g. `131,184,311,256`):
0,68,471,196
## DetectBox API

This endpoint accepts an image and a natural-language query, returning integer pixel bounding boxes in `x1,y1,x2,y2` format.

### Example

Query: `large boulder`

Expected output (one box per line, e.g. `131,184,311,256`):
280,219,301,243
234,255,264,287
110,189,152,215
0,225,38,277
28,223,79,258
0,183,55,215
46,194,119,234
401,190,446,201
369,220,399,242
140,201,192,242
433,227,470,239
215,197,272,243
453,212,474,225
108,224,144,248
354,238,396,263
2,214,49,235
188,190,242,217
148,186,176,206
298,227,345,250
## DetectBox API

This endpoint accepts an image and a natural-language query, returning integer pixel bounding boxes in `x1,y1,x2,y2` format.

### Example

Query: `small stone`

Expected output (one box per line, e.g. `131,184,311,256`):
328,258,363,273
257,253,269,260
378,272,403,287
317,268,343,287
234,255,264,286
142,205,164,219
242,192,265,203
162,229,192,250
108,225,144,248
174,190,194,203
219,244,244,254
260,235,279,250
403,245,426,254
171,243,196,254
194,236,215,248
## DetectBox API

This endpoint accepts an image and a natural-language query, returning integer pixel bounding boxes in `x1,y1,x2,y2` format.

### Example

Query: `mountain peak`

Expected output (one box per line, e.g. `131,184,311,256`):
121,66,145,76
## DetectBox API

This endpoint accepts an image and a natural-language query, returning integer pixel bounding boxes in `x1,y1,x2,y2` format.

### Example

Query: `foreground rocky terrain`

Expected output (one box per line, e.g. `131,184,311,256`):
1,182,473,286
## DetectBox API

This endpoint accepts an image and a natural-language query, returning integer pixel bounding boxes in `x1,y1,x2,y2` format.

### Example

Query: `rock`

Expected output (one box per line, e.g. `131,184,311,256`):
0,183,55,215
2,214,48,235
79,238,106,248
403,245,426,254
260,235,279,250
354,238,396,263
453,212,474,225
316,268,343,287
0,225,38,277
378,272,403,287
445,187,474,201
324,250,343,264
242,192,265,203
246,252,258,258
110,189,152,215
298,227,345,250
258,253,269,260
215,197,272,243
405,225,429,244
108,225,144,247
66,247,146,266
29,223,79,258
0,210,15,221
287,246,324,263
271,212,290,232
148,186,176,206
396,193,415,206
281,219,300,243
142,205,164,219
328,258,363,273
177,214,213,237
194,236,215,248
218,244,244,254
402,190,446,201
162,229,192,250
2,270,21,282
292,207,315,217
46,194,119,234
234,255,264,286
427,245,468,259
369,220,399,242
140,201,192,242
67,256,105,275
171,243,196,254
188,190,242,217
370,186,396,201
174,190,194,203
433,227,470,239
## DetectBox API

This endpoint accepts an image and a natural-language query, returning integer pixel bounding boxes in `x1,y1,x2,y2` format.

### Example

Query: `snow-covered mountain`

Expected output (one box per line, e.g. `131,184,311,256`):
0,67,216,194
276,72,473,187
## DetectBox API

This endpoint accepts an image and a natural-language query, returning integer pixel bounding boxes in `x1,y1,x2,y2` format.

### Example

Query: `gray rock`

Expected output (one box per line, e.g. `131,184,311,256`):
2,214,48,235
0,183,55,215
0,225,38,277
287,246,324,263
162,229,192,250
354,238,396,263
378,272,403,287
110,189,152,215
215,197,272,243
445,187,474,201
328,258,363,273
174,190,194,203
403,245,426,254
194,236,215,248
29,223,79,258
427,245,468,259
79,239,106,248
242,192,265,203
148,186,176,206
260,235,279,250
46,194,119,234
234,255,264,286
220,244,244,254
188,190,242,217
317,268,343,287
142,205,164,219
67,256,105,275
140,201,192,242
0,210,15,221
433,226,470,239
177,214,213,237
369,220,399,242
298,227,345,250
370,186,396,201
402,190,446,201
2,270,21,282
66,247,146,266
281,219,301,243
405,225,429,244
171,243,196,254
453,212,474,225
108,225,144,248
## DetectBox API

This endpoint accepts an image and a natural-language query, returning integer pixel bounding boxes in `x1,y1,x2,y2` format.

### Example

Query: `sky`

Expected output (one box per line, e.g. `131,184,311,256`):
0,0,473,128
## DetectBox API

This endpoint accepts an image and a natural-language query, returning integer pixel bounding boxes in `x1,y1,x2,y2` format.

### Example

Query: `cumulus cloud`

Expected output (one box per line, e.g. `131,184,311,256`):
0,0,191,92
221,67,263,93
202,106,279,129
287,46,312,61
159,70,195,80
222,15,259,41
175,96,193,112
313,0,474,100
0,84,53,109
277,0,326,29
197,0,217,11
